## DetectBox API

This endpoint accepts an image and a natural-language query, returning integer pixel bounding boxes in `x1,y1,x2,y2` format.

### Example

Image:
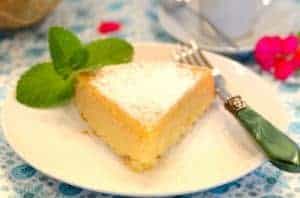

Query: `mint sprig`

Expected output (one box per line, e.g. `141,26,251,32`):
16,63,74,107
85,38,134,69
16,27,134,108
69,47,89,70
49,27,84,79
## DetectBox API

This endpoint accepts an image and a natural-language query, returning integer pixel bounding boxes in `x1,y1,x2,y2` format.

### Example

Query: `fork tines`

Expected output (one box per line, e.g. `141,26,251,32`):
174,41,213,69
174,41,205,66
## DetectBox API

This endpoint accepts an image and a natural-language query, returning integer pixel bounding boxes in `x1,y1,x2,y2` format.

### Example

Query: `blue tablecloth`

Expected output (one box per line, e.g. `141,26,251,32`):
0,0,299,197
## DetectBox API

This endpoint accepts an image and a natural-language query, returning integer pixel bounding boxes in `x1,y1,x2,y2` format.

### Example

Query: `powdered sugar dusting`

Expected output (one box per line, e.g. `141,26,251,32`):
91,62,201,125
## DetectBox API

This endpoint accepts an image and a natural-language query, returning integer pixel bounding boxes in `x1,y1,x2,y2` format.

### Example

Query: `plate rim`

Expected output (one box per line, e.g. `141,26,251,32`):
2,41,282,197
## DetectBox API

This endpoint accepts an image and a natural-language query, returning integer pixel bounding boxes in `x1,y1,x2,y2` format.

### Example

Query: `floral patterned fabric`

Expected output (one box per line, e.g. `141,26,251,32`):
0,0,299,197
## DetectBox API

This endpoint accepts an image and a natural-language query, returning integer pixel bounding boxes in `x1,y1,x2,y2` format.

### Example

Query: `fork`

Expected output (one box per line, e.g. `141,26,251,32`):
174,41,300,172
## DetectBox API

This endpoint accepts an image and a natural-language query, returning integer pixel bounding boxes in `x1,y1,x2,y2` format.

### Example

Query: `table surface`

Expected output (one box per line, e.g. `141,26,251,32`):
0,0,300,197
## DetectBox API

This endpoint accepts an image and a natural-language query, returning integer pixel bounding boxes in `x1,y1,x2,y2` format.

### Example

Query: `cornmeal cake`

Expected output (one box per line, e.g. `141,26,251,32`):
75,62,215,171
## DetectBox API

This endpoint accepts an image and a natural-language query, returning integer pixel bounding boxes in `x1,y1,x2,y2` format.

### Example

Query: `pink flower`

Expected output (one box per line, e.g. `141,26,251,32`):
98,21,121,34
254,34,300,80
281,35,298,54
274,59,295,80
291,48,300,69
254,36,282,71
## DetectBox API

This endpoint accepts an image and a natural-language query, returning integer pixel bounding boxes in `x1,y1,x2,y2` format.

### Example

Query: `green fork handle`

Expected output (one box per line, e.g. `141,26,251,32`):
225,96,300,172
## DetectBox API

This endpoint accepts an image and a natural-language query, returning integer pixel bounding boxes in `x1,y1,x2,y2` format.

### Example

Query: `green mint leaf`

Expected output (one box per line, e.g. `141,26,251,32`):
69,47,89,70
83,38,134,70
16,62,74,107
48,26,82,79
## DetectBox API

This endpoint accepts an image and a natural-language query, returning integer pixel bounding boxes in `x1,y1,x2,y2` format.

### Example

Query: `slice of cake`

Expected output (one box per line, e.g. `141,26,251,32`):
75,62,215,171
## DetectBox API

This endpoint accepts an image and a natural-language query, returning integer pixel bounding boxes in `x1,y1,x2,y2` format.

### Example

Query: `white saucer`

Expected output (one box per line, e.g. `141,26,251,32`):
2,42,289,197
158,0,300,54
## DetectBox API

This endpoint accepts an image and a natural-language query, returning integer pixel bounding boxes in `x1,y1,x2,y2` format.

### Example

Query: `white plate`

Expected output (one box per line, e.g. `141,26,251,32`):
2,42,289,197
158,0,300,54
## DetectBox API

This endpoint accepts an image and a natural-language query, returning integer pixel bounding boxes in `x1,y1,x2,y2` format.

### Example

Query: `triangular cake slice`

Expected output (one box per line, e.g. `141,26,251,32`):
75,62,215,171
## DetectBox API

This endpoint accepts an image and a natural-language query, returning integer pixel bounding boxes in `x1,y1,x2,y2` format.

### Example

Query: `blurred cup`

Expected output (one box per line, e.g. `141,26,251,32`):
196,0,265,38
